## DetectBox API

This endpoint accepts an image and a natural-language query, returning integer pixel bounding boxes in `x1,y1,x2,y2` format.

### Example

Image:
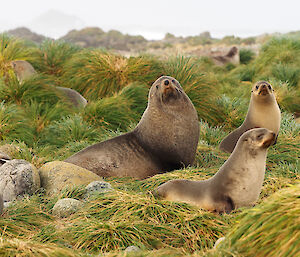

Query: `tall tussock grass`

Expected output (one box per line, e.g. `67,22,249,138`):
213,183,300,257
66,190,232,253
62,50,162,100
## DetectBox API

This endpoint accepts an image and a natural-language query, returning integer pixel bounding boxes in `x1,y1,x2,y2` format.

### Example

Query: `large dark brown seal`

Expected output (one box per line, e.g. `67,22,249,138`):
65,76,200,179
154,128,276,213
220,81,281,153
11,60,87,108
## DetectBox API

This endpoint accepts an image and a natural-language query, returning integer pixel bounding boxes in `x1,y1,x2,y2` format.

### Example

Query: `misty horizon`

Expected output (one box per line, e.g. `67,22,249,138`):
1,0,300,40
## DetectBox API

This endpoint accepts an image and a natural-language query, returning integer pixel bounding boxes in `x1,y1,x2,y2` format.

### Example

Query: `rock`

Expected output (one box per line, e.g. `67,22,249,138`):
3,201,12,209
213,237,226,249
0,194,3,214
52,198,83,218
0,159,40,202
85,181,113,197
0,152,11,166
125,246,141,252
39,161,102,195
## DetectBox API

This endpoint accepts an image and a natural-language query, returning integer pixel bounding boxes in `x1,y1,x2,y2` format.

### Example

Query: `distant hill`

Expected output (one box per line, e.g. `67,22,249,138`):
60,27,147,51
6,27,47,44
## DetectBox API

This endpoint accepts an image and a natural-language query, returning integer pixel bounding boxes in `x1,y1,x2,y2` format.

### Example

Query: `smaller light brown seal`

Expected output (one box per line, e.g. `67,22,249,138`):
220,81,281,153
154,128,276,213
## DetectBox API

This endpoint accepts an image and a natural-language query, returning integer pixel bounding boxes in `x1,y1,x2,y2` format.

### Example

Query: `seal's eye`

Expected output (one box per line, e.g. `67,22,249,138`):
257,134,263,140
172,79,175,83
268,85,272,90
255,85,259,90
156,85,159,89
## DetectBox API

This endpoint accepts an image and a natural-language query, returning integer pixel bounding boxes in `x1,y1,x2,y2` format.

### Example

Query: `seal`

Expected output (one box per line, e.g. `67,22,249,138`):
212,46,239,66
11,60,87,108
154,128,276,213
65,76,200,179
220,81,281,153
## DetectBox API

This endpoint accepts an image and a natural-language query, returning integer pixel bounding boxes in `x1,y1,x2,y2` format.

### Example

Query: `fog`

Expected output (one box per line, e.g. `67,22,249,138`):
1,0,299,39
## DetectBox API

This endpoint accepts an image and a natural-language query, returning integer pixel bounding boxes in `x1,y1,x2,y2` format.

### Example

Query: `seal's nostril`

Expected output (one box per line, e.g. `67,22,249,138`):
164,80,169,85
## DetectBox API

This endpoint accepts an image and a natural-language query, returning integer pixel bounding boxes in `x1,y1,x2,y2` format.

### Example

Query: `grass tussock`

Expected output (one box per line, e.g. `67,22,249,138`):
66,190,232,253
63,50,162,100
214,183,300,257
0,238,82,257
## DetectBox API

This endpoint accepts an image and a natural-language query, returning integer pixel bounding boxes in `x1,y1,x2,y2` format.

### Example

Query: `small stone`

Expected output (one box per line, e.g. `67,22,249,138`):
3,201,12,209
52,198,83,218
213,237,226,249
85,181,113,196
125,246,140,252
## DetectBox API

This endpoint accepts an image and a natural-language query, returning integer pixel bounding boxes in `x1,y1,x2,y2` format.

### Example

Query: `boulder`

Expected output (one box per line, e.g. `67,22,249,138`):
39,161,102,194
52,198,83,218
0,152,11,166
85,181,113,197
0,159,40,202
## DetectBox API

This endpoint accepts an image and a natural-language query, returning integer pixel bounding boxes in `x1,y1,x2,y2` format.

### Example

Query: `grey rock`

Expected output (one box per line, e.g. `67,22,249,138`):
125,246,141,252
213,237,226,249
0,151,11,167
3,201,12,209
52,198,83,218
0,159,40,202
85,181,113,196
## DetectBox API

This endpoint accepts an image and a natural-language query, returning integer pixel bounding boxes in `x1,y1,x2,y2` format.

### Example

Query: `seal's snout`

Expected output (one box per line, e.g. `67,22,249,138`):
262,131,276,148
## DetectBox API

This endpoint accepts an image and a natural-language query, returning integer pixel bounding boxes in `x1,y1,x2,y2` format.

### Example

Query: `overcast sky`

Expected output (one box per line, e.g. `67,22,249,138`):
1,0,300,39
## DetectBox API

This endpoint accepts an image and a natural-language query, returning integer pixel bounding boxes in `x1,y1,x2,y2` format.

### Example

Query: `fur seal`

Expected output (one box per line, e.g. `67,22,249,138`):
154,128,276,213
212,46,239,66
220,81,281,153
65,76,200,179
11,60,87,108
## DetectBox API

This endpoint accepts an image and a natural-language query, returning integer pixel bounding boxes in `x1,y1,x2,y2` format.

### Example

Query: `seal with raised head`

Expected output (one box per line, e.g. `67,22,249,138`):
154,128,276,213
11,60,87,108
220,81,281,153
65,76,200,179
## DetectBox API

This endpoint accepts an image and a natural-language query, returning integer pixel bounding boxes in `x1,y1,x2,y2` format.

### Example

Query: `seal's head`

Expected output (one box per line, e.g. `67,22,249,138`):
149,76,187,106
252,81,274,97
236,128,276,155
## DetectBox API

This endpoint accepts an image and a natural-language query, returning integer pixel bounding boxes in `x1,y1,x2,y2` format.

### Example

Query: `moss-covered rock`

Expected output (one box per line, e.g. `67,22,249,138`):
39,161,101,194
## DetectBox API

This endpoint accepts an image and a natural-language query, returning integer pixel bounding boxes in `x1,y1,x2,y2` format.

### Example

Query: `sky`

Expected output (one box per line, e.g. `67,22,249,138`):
1,0,300,40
